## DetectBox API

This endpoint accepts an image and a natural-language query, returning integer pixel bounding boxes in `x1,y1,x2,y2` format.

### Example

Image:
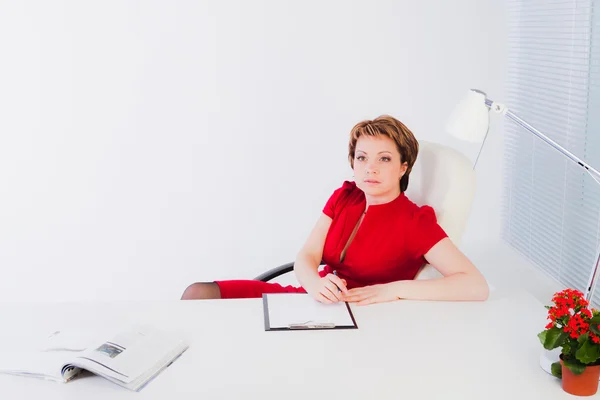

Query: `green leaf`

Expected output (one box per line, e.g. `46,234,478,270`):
590,317,600,335
576,337,600,365
563,357,586,375
551,362,562,378
539,328,568,350
538,330,547,345
578,332,590,345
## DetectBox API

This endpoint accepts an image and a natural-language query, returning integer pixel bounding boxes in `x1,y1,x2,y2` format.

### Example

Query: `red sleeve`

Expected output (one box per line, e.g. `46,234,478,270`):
322,181,354,219
408,206,448,259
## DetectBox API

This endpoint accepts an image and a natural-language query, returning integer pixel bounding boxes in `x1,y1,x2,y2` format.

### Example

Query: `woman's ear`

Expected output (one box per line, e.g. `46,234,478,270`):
400,162,408,176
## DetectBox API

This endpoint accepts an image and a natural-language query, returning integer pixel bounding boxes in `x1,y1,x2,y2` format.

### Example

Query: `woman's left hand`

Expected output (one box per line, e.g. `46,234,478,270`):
343,283,400,306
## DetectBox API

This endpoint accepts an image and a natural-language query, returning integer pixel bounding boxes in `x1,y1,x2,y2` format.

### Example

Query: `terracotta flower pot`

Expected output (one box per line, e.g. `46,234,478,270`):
560,359,600,396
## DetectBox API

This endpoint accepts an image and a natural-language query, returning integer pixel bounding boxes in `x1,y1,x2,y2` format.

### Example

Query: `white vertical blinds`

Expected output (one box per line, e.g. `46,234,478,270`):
503,0,600,305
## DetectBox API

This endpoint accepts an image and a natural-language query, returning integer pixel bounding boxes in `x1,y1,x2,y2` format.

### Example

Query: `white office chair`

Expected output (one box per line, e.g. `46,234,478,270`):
254,140,476,282
407,140,476,279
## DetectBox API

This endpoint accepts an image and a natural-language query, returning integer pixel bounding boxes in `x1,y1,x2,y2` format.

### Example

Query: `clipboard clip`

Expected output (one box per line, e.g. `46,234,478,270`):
288,320,336,329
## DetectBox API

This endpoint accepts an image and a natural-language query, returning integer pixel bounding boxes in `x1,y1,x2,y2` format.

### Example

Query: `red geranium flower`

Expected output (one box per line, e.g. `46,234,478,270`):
539,288,600,374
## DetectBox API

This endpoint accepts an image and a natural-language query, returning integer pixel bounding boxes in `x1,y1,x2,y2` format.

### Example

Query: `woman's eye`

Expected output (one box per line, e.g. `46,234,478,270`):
381,157,391,162
356,155,366,161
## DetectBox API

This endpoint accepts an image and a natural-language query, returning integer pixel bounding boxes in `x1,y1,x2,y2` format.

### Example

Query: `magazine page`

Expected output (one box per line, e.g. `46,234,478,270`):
0,329,105,382
0,349,74,382
70,324,187,385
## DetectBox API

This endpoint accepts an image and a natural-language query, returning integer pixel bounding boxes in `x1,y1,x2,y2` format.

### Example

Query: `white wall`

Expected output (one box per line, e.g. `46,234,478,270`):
0,0,506,302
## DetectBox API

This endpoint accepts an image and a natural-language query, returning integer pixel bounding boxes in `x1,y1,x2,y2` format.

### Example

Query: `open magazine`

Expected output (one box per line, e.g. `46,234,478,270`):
0,324,189,391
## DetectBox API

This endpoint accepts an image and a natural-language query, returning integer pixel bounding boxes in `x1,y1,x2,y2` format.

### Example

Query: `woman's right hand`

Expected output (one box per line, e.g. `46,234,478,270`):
305,273,348,304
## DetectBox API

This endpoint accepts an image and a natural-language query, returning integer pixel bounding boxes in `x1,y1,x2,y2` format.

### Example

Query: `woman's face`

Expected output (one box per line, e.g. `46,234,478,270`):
353,135,408,197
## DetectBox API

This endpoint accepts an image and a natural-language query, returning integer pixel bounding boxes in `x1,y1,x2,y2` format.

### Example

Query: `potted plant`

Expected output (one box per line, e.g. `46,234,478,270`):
538,288,600,396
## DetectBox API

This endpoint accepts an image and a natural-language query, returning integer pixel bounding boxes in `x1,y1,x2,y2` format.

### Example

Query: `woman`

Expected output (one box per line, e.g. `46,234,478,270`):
181,115,489,304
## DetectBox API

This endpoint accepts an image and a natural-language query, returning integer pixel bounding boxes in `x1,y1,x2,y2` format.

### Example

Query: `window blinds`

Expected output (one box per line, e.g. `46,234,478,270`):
503,0,600,305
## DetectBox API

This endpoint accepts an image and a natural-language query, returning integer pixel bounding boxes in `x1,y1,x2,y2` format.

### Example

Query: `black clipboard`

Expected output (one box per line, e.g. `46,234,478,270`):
262,293,358,331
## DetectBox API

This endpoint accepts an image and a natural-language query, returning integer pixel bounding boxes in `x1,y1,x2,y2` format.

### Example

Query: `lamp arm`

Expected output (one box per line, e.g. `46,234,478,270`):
587,247,600,302
484,97,600,301
485,98,600,179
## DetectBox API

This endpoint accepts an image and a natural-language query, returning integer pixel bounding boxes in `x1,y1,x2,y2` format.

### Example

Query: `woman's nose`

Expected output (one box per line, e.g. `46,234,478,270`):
365,163,378,174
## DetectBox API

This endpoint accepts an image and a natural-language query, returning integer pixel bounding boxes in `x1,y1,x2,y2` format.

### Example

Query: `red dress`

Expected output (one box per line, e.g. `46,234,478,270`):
215,181,448,298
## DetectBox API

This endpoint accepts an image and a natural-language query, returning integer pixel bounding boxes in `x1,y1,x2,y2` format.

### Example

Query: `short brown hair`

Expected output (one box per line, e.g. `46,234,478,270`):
348,115,419,192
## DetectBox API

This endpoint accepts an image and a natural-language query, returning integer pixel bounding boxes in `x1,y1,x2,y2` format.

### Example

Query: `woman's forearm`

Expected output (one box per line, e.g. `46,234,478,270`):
391,272,489,301
294,252,322,290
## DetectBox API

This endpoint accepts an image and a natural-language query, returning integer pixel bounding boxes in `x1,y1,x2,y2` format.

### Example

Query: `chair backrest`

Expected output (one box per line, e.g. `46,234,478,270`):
405,141,476,280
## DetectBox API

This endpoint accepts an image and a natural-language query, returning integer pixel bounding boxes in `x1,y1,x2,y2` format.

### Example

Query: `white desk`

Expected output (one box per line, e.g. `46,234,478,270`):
0,290,575,399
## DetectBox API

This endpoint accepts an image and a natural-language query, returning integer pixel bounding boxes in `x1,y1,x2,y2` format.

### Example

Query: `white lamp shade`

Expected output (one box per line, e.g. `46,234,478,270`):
446,90,490,143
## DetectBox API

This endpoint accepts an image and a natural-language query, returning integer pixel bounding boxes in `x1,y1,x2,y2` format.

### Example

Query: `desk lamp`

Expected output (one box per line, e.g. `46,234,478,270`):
446,89,600,374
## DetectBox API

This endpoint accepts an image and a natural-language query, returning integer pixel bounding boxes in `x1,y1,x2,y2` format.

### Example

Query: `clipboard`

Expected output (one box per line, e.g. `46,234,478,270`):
262,293,358,331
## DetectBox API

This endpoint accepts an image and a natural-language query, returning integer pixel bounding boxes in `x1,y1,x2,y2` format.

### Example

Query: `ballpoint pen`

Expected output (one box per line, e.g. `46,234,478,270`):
288,321,336,329
333,270,342,293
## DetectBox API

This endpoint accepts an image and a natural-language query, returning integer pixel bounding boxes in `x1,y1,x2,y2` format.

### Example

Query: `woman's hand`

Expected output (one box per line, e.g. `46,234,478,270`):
343,283,400,306
304,273,348,304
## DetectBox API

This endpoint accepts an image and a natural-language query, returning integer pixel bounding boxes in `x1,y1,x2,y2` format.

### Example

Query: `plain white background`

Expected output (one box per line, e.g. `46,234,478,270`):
0,0,507,301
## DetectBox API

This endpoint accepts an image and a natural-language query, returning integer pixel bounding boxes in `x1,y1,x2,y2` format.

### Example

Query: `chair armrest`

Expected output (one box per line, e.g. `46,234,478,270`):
254,262,295,282
254,261,326,282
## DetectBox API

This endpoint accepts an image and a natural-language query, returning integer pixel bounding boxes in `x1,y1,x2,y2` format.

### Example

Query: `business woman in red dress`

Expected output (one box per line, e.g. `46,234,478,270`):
181,115,489,304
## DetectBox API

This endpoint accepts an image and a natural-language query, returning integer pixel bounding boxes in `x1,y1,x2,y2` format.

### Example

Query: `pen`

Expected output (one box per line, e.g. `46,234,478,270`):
333,270,342,293
289,322,336,329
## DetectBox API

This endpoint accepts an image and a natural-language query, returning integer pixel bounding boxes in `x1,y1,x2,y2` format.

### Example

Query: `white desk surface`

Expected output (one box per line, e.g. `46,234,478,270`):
0,290,576,399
